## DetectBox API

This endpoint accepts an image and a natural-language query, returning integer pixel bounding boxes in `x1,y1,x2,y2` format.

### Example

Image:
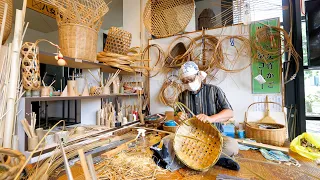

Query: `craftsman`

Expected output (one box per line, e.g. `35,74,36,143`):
178,61,240,171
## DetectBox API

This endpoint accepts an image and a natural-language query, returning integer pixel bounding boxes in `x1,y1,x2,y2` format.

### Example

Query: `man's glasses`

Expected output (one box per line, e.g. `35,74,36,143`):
181,75,196,84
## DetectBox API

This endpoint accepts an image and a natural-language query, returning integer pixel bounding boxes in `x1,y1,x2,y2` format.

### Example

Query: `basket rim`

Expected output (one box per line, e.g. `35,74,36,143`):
245,122,286,131
58,23,98,33
173,118,223,171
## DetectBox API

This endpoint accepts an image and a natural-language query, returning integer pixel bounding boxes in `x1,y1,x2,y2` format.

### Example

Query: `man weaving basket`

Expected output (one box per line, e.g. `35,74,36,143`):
178,61,240,171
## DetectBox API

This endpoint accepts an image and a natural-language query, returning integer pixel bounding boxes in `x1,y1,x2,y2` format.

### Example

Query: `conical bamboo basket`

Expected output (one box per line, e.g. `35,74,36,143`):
0,0,13,45
174,117,223,171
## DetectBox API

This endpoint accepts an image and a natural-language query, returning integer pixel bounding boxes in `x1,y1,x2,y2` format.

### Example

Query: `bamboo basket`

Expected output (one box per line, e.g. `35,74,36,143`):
245,101,286,146
143,0,195,38
0,0,13,44
163,125,178,133
0,148,26,180
20,42,41,90
58,23,98,62
104,27,132,55
174,117,223,171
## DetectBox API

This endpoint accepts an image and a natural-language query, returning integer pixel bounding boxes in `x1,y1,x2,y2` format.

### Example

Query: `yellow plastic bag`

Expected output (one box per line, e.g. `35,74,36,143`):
290,133,320,160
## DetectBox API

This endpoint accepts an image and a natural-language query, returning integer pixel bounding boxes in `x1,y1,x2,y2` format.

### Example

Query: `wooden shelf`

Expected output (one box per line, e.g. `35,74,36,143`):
24,93,138,102
39,51,132,74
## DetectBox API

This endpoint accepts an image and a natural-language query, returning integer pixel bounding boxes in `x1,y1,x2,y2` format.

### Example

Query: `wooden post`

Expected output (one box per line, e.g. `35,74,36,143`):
3,9,24,148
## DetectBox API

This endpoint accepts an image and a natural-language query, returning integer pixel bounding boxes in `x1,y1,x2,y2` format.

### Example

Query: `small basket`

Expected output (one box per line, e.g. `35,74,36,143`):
104,27,132,55
163,125,178,133
59,23,98,62
0,148,26,180
245,101,287,146
0,0,13,44
173,117,223,171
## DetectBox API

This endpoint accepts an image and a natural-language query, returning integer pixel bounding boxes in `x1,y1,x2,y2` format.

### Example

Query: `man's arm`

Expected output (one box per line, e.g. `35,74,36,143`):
197,86,234,123
197,109,233,123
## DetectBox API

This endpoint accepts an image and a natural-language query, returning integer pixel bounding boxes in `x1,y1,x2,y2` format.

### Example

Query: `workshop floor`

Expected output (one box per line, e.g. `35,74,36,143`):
58,150,320,180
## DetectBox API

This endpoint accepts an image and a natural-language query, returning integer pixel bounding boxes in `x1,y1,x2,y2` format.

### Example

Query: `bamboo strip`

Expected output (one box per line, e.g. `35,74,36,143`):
78,149,92,180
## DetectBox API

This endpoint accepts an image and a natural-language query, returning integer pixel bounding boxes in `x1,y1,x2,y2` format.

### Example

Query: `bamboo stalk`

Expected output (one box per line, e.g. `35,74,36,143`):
3,9,24,148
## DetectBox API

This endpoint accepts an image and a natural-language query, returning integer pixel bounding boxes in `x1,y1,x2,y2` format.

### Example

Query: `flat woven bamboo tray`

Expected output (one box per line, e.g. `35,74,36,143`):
174,117,223,171
143,0,195,38
104,27,132,55
0,0,13,44
0,148,26,180
245,101,287,146
59,23,98,62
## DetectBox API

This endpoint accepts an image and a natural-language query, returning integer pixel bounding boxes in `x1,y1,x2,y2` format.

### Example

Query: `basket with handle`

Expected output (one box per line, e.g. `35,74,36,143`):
0,0,13,45
173,117,223,171
0,148,26,180
244,99,287,146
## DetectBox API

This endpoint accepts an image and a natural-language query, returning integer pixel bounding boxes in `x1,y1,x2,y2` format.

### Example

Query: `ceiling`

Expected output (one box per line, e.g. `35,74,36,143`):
13,0,123,33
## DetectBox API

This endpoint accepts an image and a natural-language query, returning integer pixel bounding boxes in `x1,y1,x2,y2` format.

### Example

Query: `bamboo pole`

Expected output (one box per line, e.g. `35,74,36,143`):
78,149,92,180
3,9,24,148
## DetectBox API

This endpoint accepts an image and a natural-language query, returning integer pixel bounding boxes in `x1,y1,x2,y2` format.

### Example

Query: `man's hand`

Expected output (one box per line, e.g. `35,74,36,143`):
177,112,188,121
196,114,211,123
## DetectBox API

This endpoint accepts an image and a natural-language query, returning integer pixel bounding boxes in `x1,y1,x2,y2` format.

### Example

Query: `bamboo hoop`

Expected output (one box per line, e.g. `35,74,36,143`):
143,0,195,38
0,0,13,45
159,77,182,107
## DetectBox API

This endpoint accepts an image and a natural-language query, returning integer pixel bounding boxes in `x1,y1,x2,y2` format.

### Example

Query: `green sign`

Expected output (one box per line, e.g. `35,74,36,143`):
251,18,281,94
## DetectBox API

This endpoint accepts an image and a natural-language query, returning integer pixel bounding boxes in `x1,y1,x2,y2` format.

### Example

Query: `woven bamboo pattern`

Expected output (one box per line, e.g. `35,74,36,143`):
104,27,132,55
143,0,195,38
0,148,26,180
163,125,178,133
0,0,13,44
20,42,41,90
40,0,109,30
174,117,223,171
245,102,286,146
59,23,98,61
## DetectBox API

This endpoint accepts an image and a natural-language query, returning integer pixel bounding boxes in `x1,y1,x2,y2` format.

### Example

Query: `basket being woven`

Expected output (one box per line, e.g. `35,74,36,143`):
0,0,13,44
59,23,98,62
104,27,132,55
174,117,223,171
143,0,195,38
0,148,26,180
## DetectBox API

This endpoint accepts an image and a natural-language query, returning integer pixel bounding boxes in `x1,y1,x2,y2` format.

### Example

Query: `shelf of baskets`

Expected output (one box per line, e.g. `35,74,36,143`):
39,51,133,74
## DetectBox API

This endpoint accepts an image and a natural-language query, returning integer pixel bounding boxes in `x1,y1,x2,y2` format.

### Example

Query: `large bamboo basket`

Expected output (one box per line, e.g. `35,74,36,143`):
143,0,195,38
0,0,13,45
174,117,223,171
0,148,26,180
58,23,98,62
245,101,287,146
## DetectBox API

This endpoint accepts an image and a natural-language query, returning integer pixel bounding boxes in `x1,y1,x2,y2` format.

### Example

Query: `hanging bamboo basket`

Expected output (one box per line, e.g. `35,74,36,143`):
0,148,26,180
20,42,41,90
143,0,195,38
245,101,287,146
0,0,13,45
174,117,223,171
58,23,98,62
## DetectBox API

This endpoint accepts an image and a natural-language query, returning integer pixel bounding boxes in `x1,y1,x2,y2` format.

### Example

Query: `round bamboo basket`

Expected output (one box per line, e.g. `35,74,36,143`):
143,0,195,38
174,117,223,171
58,23,98,62
245,102,286,146
104,27,132,55
0,148,26,180
0,0,13,45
